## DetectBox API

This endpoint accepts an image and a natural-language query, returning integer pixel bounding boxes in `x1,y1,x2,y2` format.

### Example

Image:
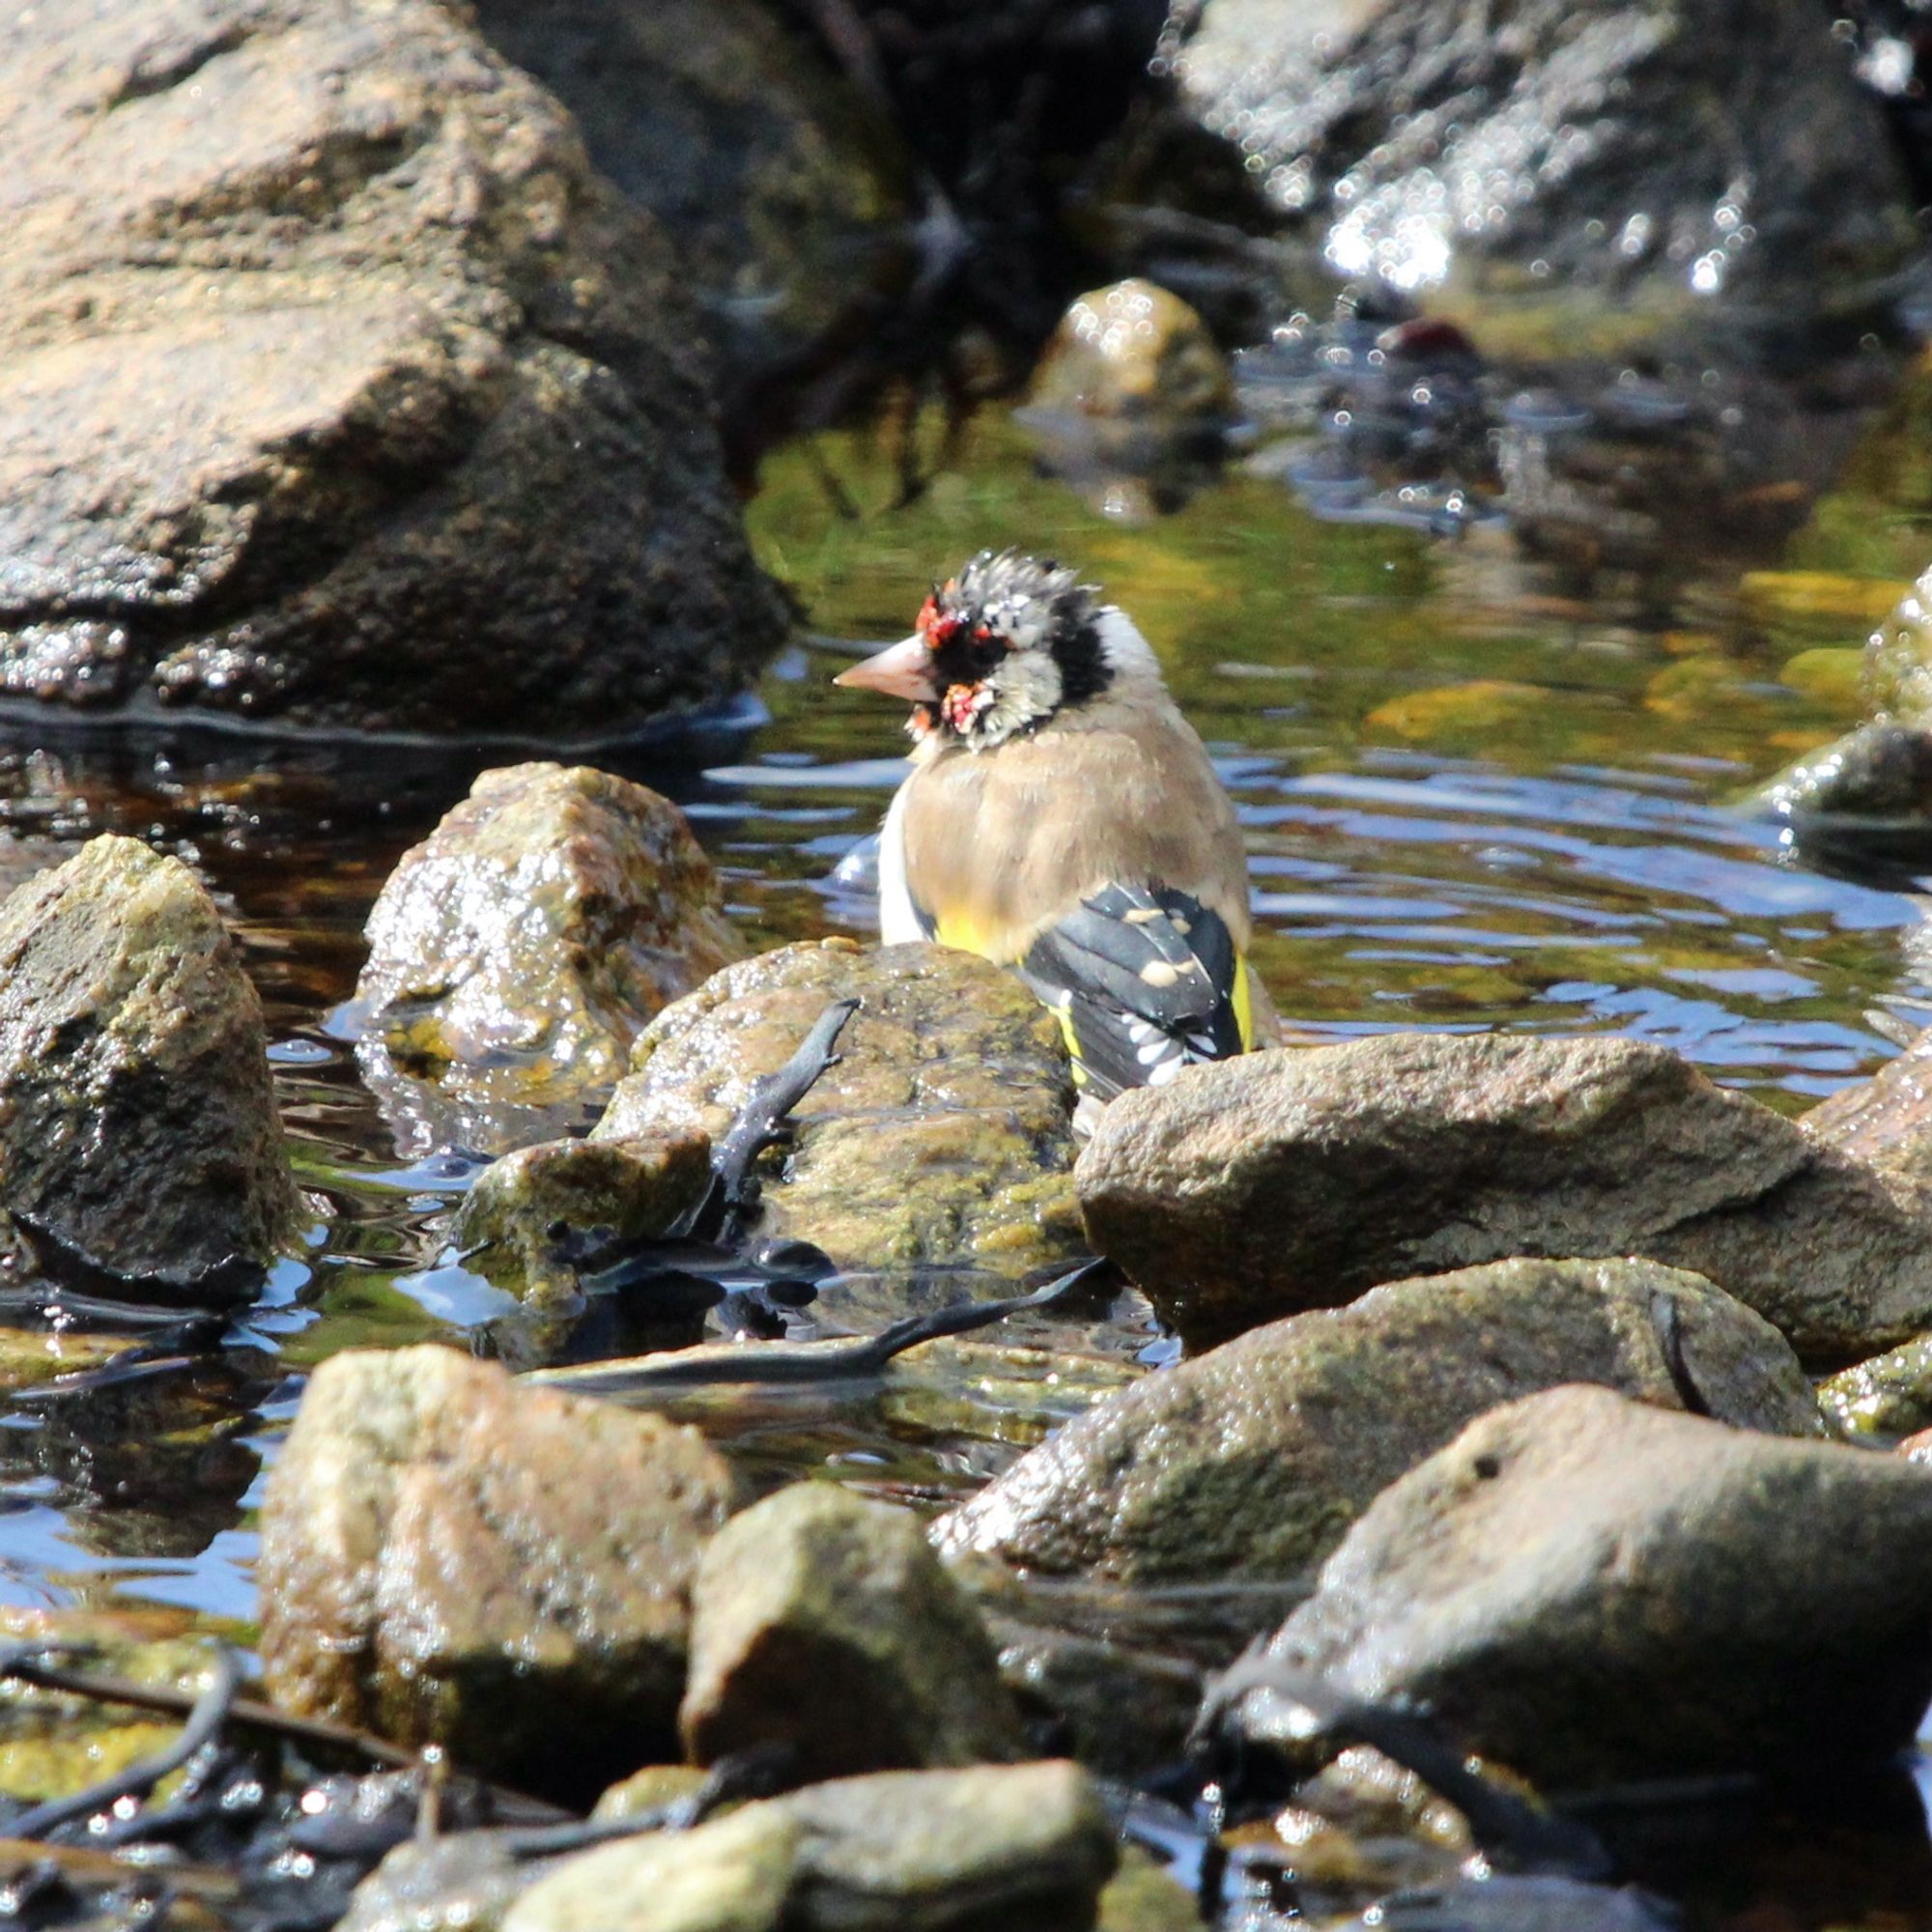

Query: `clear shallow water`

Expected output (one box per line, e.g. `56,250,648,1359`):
3,370,1932,1919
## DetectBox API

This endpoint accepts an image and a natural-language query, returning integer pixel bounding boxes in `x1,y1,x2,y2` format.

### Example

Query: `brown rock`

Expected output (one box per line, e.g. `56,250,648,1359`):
937,1256,1818,1584
0,0,781,734
258,1345,737,1799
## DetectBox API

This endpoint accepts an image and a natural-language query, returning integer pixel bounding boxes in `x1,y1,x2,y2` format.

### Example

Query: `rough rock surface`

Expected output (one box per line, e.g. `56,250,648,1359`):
938,1257,1817,1584
504,1761,1117,1932
596,940,1085,1277
0,0,782,734
1177,0,1914,312
1818,1333,1932,1441
1803,1011,1932,1181
1077,1031,1932,1358
1237,1385,1932,1791
469,0,906,392
350,765,739,1147
0,834,297,1289
338,1834,530,1932
681,1483,1024,1777
258,1346,737,1798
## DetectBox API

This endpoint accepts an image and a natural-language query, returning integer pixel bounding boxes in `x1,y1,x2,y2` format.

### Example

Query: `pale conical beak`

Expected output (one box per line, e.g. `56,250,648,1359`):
834,635,939,702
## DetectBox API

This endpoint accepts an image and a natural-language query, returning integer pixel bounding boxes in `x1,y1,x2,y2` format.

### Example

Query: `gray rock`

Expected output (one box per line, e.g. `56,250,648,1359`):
1802,1007,1932,1183
338,1834,532,1932
0,834,297,1292
258,1345,738,1799
597,940,1085,1278
1178,0,1913,315
349,764,740,1155
0,0,782,735
681,1483,1025,1777
1237,1385,1932,1791
1076,1032,1932,1360
505,1762,1117,1932
937,1256,1818,1584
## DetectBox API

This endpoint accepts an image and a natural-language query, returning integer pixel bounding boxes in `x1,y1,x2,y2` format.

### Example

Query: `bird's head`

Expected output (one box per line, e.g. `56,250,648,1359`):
835,550,1151,749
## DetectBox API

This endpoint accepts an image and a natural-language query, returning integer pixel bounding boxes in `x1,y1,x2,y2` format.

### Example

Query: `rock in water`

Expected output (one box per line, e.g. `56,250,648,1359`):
1077,1032,1932,1360
681,1484,1026,1777
0,0,782,735
504,1761,1116,1932
596,941,1085,1277
258,1346,737,1798
1178,0,1913,314
1235,1385,1932,1791
0,835,297,1289
348,764,739,1151
937,1257,1818,1584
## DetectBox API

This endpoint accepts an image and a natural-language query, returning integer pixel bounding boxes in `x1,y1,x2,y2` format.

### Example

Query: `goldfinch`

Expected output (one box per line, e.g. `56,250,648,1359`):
834,549,1257,1098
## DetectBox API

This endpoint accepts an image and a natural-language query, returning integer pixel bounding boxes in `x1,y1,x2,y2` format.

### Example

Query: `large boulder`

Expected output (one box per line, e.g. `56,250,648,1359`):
681,1483,1025,1778
0,0,783,735
347,764,739,1155
1077,1032,1932,1359
1177,0,1914,315
258,1346,737,1799
1233,1385,1932,1792
0,834,297,1291
937,1257,1817,1585
503,1761,1117,1932
595,941,1085,1278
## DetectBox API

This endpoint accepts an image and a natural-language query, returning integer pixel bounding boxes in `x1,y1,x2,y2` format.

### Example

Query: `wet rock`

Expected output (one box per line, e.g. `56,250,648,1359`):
1804,1012,1932,1181
338,1834,531,1932
1096,1850,1207,1932
596,941,1084,1278
938,1256,1818,1584
0,0,782,735
259,1345,737,1799
1178,0,1914,314
506,1761,1117,1932
681,1483,1024,1778
469,0,907,394
1235,1385,1932,1791
591,1763,710,1823
1818,1333,1932,1440
1753,721,1932,842
0,834,297,1291
455,1129,714,1304
349,766,739,1152
1076,1031,1932,1359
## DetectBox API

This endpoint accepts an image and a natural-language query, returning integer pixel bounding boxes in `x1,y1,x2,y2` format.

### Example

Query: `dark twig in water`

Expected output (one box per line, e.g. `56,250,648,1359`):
6,1645,242,1840
1194,1648,1615,1880
497,1747,800,1860
531,1256,1116,1394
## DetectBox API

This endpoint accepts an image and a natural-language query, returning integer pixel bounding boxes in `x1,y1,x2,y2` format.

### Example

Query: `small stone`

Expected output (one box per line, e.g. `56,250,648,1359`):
591,1764,710,1824
1819,1334,1932,1439
337,1833,530,1932
259,1346,738,1799
596,940,1083,1276
0,834,297,1292
681,1483,1025,1777
939,1256,1818,1583
1237,1385,1932,1790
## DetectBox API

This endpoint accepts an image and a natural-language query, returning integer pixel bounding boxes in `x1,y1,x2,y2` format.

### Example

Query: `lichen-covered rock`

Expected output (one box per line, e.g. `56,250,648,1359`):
1077,1032,1932,1359
349,765,740,1155
1179,0,1914,315
505,1762,1117,1932
1818,1333,1932,1440
455,1129,714,1304
938,1257,1818,1584
258,1346,737,1799
681,1483,1024,1777
0,0,782,734
595,941,1084,1277
1235,1386,1932,1791
470,0,907,391
0,835,297,1291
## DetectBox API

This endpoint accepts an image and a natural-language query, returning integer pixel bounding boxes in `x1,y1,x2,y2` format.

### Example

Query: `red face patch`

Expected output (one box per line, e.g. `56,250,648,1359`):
940,683,986,732
916,594,963,652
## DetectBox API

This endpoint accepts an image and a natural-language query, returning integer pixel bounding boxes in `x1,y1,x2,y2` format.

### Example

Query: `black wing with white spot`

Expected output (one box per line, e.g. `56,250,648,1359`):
1017,882,1242,1099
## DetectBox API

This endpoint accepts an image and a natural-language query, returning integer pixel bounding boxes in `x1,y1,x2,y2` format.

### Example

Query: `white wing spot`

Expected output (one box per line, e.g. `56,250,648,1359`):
1148,1056,1185,1085
1136,1039,1175,1066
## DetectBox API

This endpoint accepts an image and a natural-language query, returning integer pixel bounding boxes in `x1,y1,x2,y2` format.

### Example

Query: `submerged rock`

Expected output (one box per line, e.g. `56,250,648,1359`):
596,941,1085,1277
1178,0,1913,315
681,1483,1024,1778
258,1345,737,1798
505,1761,1116,1932
938,1257,1817,1585
1077,1032,1932,1359
350,765,739,1154
0,834,297,1292
0,0,782,735
1234,1385,1932,1791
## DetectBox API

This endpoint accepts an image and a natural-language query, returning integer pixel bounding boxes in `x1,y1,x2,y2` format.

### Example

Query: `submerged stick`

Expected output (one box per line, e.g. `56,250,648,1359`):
529,1256,1114,1395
